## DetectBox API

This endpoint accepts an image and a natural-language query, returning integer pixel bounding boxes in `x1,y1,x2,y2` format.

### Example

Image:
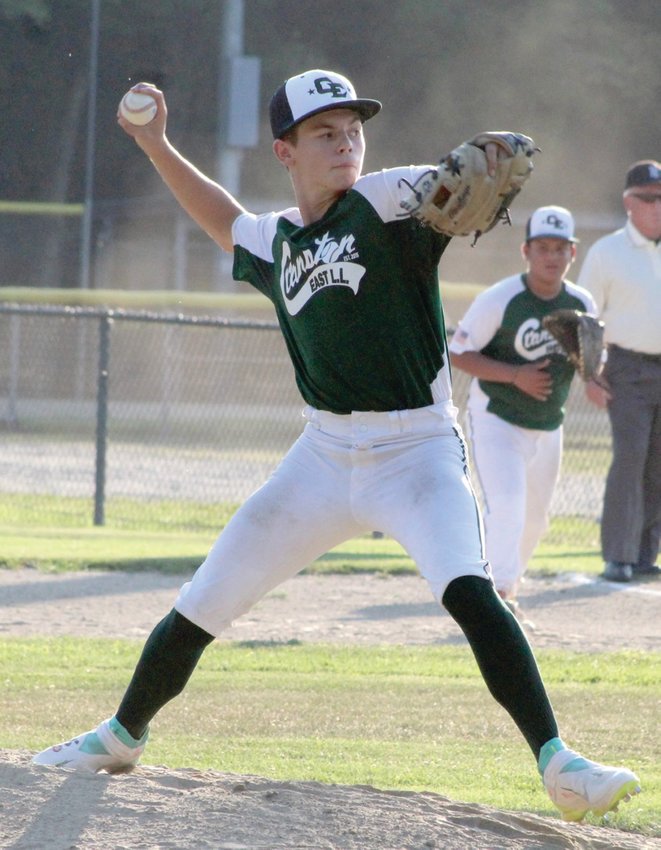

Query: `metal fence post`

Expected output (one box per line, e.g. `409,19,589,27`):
94,311,111,525
7,314,20,427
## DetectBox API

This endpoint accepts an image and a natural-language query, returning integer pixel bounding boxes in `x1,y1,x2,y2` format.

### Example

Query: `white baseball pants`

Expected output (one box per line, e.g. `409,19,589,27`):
175,401,491,636
467,406,562,598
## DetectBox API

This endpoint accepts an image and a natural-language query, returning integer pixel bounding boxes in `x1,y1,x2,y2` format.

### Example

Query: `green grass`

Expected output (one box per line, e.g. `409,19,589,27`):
0,286,275,314
0,526,417,575
0,493,241,534
0,525,213,573
2,639,658,835
0,507,656,836
0,515,604,576
0,524,602,576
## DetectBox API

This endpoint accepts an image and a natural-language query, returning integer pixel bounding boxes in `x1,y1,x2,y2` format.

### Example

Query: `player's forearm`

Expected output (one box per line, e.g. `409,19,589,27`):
141,138,246,252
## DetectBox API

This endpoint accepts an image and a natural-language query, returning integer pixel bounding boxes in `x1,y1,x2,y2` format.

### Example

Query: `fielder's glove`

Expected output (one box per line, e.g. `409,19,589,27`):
542,309,606,382
399,131,537,244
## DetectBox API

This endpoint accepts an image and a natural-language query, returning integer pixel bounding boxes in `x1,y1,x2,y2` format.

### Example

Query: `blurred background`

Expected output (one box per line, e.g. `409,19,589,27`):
1,0,659,291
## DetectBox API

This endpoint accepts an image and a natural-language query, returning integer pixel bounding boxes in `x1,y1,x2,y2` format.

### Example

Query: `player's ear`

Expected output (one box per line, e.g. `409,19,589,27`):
521,241,530,262
622,192,635,217
273,138,294,167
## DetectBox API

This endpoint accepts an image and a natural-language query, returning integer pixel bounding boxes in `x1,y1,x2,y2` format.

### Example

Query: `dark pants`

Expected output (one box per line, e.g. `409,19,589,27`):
601,346,661,566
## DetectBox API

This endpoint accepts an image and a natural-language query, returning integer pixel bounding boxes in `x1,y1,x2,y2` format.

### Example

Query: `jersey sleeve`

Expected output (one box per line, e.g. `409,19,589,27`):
353,166,440,224
231,208,302,297
565,281,598,316
232,208,301,259
448,287,507,355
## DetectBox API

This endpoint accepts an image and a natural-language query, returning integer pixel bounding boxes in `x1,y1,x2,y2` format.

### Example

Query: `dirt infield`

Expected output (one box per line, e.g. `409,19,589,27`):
1,567,658,651
1,568,660,850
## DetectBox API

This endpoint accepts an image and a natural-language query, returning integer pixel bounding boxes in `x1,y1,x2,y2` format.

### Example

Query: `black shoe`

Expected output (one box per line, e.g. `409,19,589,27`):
602,562,633,582
632,563,660,577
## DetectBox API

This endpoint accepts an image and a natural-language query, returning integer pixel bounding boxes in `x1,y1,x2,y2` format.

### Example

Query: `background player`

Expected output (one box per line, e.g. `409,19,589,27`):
33,70,639,822
577,161,661,583
449,206,598,618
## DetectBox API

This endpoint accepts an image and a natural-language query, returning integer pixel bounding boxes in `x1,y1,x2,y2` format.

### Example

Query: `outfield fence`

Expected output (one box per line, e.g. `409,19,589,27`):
0,303,609,548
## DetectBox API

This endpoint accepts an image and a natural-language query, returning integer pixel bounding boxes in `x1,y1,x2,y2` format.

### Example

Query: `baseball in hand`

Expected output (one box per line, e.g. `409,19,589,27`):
119,89,158,126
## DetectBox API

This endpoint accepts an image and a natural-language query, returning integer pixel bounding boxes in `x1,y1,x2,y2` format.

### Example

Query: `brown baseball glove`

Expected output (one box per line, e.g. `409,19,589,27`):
399,131,537,244
542,309,606,381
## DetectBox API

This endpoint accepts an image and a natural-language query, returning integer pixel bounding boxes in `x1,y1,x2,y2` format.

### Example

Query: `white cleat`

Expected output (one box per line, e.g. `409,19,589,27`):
543,748,641,821
32,718,147,774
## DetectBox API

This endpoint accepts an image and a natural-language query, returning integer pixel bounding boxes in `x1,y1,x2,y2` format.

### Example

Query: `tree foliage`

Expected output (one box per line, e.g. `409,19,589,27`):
1,0,659,216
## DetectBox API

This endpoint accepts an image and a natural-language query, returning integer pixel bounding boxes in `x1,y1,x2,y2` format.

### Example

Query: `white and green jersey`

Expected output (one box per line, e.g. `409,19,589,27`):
232,168,451,414
449,274,597,430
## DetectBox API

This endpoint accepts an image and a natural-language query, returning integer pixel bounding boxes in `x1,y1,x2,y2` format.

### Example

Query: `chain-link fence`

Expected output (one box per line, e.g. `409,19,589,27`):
0,303,608,547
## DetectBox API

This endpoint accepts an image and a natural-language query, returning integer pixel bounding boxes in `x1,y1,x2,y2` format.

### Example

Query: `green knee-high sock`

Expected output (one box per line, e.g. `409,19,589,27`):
115,608,215,739
442,575,558,758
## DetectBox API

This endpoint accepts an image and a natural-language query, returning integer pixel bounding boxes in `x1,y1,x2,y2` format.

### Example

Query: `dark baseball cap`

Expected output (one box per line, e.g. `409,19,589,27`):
624,160,661,190
269,69,381,140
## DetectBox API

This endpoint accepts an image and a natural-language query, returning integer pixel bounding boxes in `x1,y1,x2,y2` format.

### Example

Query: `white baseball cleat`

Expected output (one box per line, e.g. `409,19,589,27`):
32,718,148,774
543,748,641,821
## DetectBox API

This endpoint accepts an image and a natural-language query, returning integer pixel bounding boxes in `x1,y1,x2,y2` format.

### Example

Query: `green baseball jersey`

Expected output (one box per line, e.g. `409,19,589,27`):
232,168,451,414
449,273,598,430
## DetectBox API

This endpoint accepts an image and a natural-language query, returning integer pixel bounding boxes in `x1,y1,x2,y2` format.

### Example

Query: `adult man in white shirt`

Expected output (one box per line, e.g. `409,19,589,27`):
577,160,661,583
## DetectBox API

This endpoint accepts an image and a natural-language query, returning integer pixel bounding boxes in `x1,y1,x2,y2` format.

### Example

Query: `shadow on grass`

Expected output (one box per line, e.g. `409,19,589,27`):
0,555,200,578
305,548,417,576
304,563,417,576
315,550,407,562
83,557,202,575
1,554,417,577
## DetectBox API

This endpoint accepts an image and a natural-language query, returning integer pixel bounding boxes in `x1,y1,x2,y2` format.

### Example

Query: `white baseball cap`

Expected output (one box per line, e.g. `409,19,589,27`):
269,69,381,139
526,205,578,243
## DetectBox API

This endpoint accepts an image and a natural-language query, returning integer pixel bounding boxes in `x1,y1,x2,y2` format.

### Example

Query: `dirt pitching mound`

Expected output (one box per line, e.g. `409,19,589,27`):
3,750,657,850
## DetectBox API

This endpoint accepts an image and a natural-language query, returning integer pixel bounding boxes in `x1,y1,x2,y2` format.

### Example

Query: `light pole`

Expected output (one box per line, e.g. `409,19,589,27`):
79,0,100,289
214,0,260,290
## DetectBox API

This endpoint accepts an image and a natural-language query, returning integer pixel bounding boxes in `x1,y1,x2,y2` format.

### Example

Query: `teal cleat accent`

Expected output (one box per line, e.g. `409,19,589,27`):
543,748,641,821
32,718,148,774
